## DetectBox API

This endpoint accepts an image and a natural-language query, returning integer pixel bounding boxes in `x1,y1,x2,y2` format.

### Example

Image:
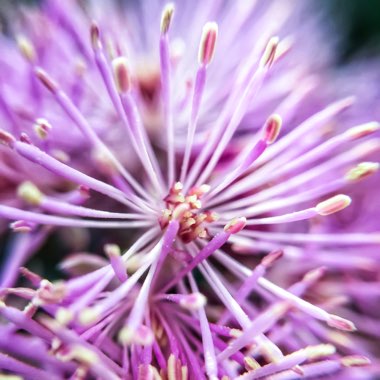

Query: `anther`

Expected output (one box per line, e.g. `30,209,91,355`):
204,211,219,222
104,243,121,258
90,22,101,50
55,307,74,325
79,185,91,199
160,3,175,35
327,314,356,331
65,346,98,365
261,249,284,268
173,181,183,193
189,184,211,197
10,220,35,233
112,57,131,94
51,149,70,163
263,114,282,144
35,68,59,93
194,226,208,239
20,267,42,286
345,162,379,181
341,356,371,367
345,122,380,140
224,217,247,234
34,118,52,140
302,267,326,283
17,181,43,205
260,36,279,68
20,133,32,144
172,203,190,220
0,130,16,147
198,22,218,66
179,292,207,311
119,325,154,346
78,307,99,326
303,344,336,360
17,35,36,62
316,195,351,216
244,357,261,371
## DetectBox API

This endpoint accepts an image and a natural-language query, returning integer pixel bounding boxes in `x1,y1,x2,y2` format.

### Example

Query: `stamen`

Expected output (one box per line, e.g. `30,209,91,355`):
0,353,53,380
199,261,284,362
104,244,128,283
112,57,131,94
262,249,284,267
160,3,175,185
345,162,379,181
16,35,36,62
327,315,356,332
90,23,164,194
340,355,371,367
119,325,154,346
163,292,207,311
218,302,289,361
20,267,42,287
160,182,216,243
207,114,282,199
20,133,32,144
55,307,74,326
0,129,16,147
198,22,218,66
263,114,282,144
17,181,43,206
0,204,154,229
345,121,380,140
160,218,245,293
189,274,218,380
160,3,175,35
180,292,207,311
188,37,279,190
224,217,247,234
78,307,99,326
316,194,352,216
244,357,261,371
33,118,52,140
206,98,356,207
0,302,53,341
218,249,283,326
303,344,336,360
214,138,379,212
35,68,59,94
243,207,318,225
238,345,335,380
180,31,210,182
90,22,101,50
9,140,144,211
258,277,357,331
36,66,149,201
10,220,35,233
260,36,279,68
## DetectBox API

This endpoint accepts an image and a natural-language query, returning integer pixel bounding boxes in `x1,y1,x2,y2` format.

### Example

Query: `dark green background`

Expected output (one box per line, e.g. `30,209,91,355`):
322,0,380,62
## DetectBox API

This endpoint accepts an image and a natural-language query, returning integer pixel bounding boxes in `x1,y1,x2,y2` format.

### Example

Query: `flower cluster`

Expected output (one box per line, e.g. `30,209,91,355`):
0,1,379,379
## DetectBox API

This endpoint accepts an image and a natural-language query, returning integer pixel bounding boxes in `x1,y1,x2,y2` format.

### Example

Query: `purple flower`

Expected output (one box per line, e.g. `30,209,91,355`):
0,1,379,379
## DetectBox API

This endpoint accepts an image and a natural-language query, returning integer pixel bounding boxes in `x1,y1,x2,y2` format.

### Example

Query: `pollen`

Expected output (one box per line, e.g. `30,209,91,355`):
159,182,218,243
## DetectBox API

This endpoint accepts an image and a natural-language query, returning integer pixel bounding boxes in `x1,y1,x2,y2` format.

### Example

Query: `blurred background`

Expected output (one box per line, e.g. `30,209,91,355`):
1,0,380,64
321,0,380,63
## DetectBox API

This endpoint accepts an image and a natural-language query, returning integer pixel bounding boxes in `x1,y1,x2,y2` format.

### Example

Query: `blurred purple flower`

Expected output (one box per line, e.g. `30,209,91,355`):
0,0,379,379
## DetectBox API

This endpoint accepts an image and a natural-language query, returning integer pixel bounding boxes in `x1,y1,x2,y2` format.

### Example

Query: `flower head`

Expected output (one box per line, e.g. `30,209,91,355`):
0,1,379,379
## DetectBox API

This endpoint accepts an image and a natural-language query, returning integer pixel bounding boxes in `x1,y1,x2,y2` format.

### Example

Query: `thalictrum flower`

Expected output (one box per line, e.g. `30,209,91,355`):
0,1,379,379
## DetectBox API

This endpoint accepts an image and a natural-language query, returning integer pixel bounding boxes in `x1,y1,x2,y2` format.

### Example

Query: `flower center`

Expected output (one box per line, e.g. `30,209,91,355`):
159,182,219,243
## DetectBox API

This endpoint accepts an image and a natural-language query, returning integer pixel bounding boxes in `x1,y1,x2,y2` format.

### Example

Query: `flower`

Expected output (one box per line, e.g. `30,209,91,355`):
0,1,379,379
